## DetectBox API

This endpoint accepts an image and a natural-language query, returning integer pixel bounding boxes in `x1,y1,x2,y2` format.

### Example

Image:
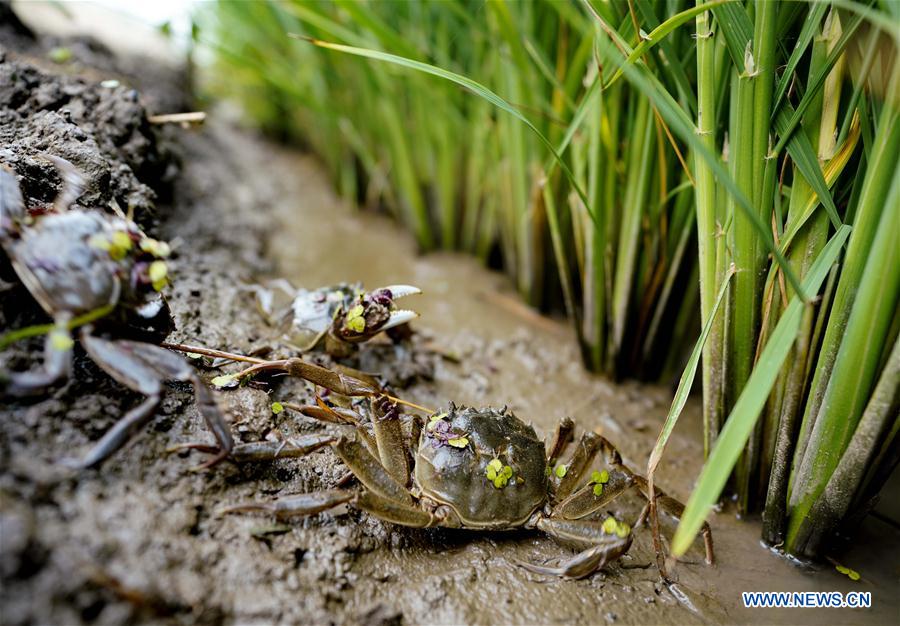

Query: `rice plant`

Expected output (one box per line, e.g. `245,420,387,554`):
203,0,899,559
662,0,899,559
202,0,701,381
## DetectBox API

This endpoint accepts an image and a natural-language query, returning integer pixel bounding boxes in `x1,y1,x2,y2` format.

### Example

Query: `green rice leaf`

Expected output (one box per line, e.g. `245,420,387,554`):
775,104,845,231
829,0,900,40
672,225,852,556
772,11,865,151
292,35,596,227
599,32,807,298
648,265,735,476
603,0,732,89
713,0,845,231
772,2,829,110
710,1,752,71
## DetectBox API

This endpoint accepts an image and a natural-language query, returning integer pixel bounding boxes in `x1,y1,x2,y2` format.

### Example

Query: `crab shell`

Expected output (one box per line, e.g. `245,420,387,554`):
6,211,128,315
415,406,548,528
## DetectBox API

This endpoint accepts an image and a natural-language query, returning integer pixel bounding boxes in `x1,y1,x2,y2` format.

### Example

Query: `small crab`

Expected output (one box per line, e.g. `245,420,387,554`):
256,281,420,357
0,156,232,467
183,367,714,579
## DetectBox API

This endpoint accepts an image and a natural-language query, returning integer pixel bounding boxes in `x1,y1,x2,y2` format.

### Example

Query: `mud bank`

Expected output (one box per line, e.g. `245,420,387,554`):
1,22,898,626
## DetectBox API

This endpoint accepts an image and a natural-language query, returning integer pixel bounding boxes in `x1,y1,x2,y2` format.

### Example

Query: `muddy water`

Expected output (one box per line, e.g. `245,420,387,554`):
236,130,898,625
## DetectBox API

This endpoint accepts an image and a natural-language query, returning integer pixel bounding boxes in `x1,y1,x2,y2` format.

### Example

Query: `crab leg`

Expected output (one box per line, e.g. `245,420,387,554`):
221,489,353,520
552,468,635,520
2,315,73,397
288,398,379,457
327,284,422,352
180,397,382,467
536,518,630,550
523,517,633,579
517,539,633,579
295,396,362,425
369,284,421,333
407,414,423,469
554,431,603,501
235,358,379,396
546,417,575,466
192,378,233,466
77,332,233,468
356,490,434,527
630,475,715,565
82,396,164,468
380,310,419,332
217,428,431,527
370,398,410,486
333,437,414,505
379,285,422,300
172,434,335,463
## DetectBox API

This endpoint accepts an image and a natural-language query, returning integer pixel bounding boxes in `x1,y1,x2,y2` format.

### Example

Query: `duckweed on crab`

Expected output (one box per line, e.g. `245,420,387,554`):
181,370,715,579
0,156,232,468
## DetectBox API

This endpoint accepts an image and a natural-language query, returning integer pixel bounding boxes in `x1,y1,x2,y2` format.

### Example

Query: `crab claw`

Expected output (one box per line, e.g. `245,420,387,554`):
377,285,422,300
371,285,420,331
382,308,419,331
327,284,422,350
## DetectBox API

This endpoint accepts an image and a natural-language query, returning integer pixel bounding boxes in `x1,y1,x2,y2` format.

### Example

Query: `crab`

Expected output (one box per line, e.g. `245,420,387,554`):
254,281,421,357
0,155,232,468
180,364,715,579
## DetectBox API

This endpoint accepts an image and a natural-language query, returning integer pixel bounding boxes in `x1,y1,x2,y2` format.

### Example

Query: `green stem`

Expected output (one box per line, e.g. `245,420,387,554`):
788,67,900,519
694,2,725,457
787,88,900,551
793,334,900,555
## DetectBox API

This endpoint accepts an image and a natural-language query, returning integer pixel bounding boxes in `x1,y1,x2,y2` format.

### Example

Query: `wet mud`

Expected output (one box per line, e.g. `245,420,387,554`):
2,18,898,626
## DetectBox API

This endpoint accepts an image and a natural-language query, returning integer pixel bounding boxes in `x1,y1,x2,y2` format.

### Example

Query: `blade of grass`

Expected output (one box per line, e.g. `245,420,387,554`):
771,11,866,153
603,0,732,89
694,2,725,456
589,15,807,299
290,34,596,225
633,0,699,117
648,263,735,573
772,2,829,110
611,97,654,362
732,0,778,514
649,264,735,472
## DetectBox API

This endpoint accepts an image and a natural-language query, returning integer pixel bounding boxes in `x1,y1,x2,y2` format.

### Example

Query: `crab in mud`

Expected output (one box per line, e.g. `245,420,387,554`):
180,364,714,579
0,156,232,468
254,281,421,357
